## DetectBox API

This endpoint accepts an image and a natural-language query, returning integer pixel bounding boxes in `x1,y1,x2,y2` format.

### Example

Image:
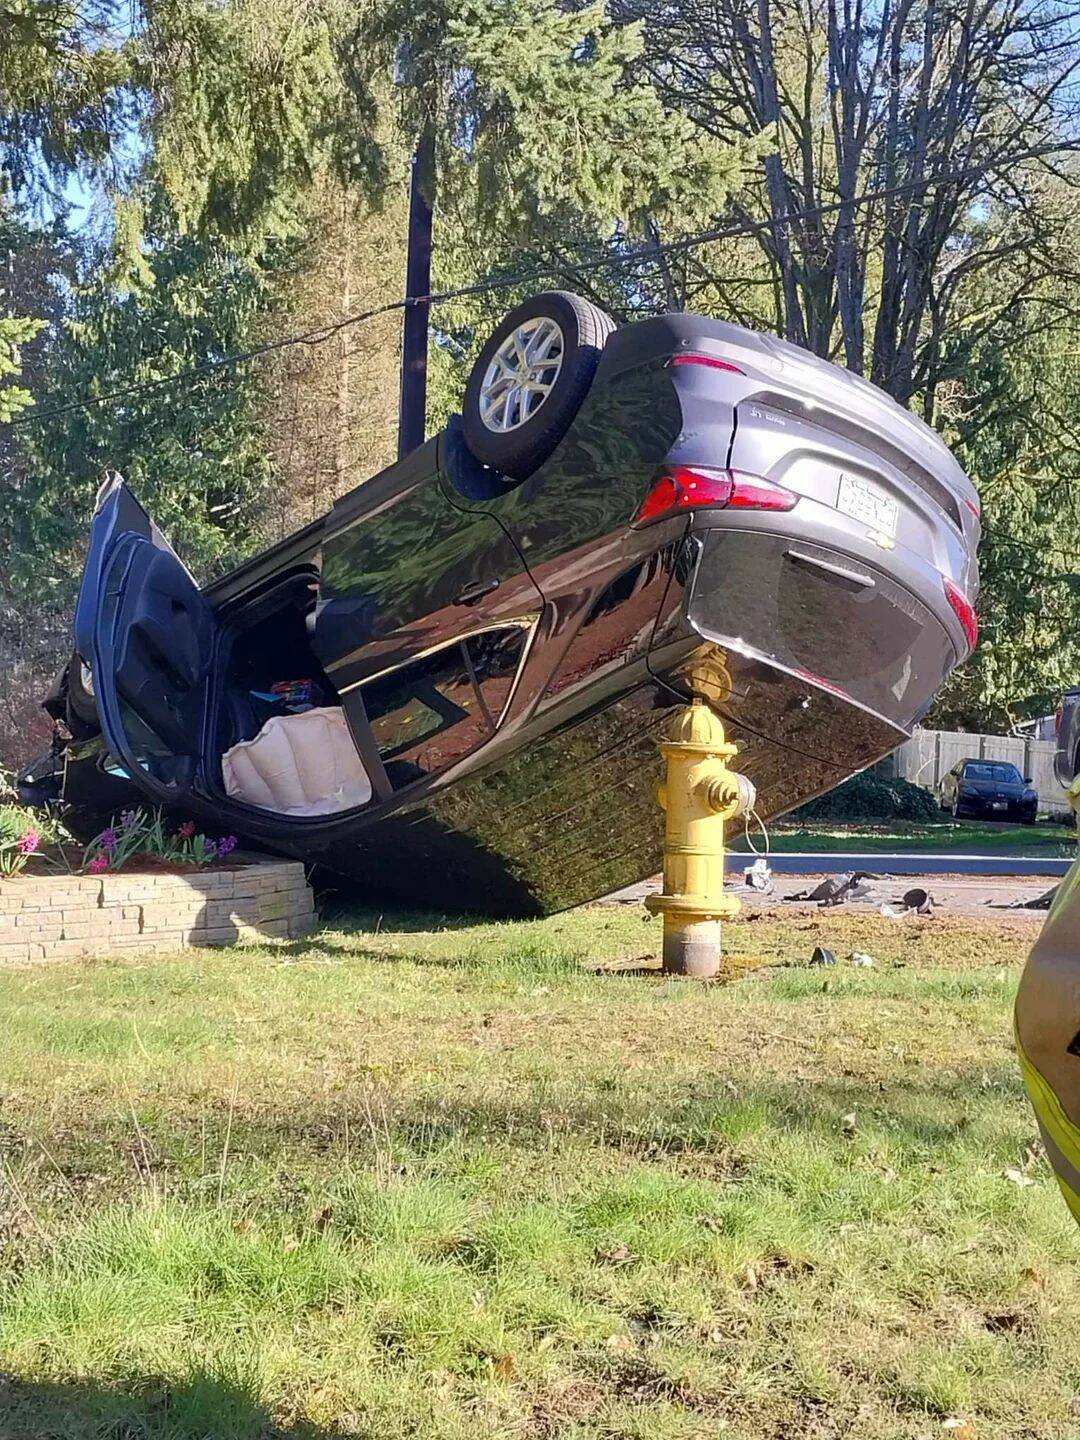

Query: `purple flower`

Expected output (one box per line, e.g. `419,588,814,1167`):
16,829,40,855
86,853,109,874
214,835,238,859
98,827,119,853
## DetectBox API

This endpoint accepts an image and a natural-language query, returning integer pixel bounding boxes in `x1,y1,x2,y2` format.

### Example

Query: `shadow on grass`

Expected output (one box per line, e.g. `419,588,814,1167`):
0,1371,360,1440
312,893,485,936
150,1056,1027,1173
262,935,499,971
358,1066,1027,1159
266,930,597,977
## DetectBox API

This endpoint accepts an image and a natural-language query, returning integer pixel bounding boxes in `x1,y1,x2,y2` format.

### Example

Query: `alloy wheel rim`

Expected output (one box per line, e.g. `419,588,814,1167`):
478,317,564,432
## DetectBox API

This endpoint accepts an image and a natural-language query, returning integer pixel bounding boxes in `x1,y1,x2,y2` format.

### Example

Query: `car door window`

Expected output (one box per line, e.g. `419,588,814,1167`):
358,624,531,789
465,624,532,723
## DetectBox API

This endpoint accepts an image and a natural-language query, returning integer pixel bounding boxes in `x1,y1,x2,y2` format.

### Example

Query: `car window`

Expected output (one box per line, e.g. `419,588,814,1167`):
359,625,530,788
963,762,1023,783
466,624,531,723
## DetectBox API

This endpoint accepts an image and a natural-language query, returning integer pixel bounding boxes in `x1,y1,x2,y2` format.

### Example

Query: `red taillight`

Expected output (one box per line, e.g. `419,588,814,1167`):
634,465,797,526
944,578,978,654
725,472,799,510
1056,706,1064,739
635,466,732,524
668,353,746,376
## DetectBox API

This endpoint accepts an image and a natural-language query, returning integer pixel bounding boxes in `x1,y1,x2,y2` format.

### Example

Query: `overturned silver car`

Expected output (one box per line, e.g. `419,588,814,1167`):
25,291,981,914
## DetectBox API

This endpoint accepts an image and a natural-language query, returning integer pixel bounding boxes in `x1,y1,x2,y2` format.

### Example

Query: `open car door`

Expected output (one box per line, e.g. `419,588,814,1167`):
73,475,218,802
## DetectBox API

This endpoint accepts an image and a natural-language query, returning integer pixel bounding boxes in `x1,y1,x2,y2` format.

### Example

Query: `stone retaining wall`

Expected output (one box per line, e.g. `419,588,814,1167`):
0,855,315,964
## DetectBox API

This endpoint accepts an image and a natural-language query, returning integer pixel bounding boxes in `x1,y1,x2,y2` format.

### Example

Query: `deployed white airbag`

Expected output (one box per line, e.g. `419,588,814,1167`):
222,707,372,816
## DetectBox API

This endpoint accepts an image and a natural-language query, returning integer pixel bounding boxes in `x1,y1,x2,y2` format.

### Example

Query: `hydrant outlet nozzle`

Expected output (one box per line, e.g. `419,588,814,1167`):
704,772,756,819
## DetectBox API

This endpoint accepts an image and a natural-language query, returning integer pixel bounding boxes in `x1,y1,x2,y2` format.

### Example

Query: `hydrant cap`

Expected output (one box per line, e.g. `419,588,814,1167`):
669,700,729,748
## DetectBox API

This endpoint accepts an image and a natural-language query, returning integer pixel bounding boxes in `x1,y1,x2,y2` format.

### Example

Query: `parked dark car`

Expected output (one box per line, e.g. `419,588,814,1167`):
938,758,1038,823
22,290,981,915
1055,689,1080,790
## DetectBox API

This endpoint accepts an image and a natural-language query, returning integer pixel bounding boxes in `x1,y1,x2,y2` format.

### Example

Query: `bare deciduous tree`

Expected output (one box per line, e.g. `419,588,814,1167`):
623,0,1080,413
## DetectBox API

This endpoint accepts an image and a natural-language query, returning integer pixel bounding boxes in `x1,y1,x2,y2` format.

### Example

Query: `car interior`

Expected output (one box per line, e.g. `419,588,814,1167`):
215,571,334,756
201,566,532,818
196,566,388,817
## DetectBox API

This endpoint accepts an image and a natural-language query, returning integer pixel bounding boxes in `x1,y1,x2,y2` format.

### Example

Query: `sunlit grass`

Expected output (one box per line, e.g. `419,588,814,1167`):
0,903,1077,1437
747,818,1075,854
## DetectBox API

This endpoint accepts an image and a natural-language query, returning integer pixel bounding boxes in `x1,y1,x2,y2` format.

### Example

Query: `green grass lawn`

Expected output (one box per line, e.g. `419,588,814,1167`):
736,818,1077,856
0,904,1078,1438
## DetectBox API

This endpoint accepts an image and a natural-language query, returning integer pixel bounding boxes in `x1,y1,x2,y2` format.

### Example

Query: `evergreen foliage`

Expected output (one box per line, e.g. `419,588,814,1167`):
7,220,277,607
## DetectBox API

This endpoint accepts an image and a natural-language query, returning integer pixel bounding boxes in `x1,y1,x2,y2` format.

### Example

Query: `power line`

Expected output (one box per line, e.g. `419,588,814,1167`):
7,137,1079,430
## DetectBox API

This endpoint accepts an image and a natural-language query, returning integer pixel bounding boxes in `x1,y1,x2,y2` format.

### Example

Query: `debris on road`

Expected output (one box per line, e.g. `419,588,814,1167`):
744,856,774,892
990,885,1058,911
612,867,1065,920
881,887,935,917
901,886,934,914
785,871,876,906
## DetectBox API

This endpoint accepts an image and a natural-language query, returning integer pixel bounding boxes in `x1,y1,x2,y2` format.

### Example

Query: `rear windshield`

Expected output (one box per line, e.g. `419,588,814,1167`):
689,533,952,724
963,762,1022,783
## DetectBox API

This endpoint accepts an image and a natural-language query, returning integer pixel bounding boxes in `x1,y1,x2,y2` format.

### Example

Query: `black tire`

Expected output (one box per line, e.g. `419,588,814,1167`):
463,291,616,481
66,653,100,738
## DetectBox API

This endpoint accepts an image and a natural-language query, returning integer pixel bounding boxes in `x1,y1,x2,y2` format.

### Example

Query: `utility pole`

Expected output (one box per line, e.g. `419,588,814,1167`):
398,126,435,460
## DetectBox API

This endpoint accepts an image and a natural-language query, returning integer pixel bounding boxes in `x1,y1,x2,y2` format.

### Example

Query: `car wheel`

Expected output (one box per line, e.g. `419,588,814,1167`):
463,291,616,481
65,653,100,738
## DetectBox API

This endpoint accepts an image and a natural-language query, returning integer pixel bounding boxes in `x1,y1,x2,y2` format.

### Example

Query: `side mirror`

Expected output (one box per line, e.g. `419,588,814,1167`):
1024,777,1034,785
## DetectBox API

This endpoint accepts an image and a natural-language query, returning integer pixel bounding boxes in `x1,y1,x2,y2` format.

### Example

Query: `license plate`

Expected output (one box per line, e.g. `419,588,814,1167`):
990,801,1007,810
837,474,899,536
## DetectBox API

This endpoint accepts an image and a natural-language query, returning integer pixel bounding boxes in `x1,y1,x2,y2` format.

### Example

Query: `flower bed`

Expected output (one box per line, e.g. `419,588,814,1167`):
0,854,315,964
2,804,242,880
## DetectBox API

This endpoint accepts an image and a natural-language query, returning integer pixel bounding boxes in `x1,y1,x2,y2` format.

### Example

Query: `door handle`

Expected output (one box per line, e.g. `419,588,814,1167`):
455,577,500,607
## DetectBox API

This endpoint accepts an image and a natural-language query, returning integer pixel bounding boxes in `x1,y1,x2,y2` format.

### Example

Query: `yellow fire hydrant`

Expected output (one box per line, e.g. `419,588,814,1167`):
645,700,756,978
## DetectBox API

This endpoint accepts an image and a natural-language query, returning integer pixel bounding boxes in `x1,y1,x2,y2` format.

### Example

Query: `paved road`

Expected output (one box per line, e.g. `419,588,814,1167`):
605,851,1072,919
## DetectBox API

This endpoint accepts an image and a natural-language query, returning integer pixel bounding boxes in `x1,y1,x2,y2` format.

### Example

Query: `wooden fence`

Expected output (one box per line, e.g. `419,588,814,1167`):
875,729,1069,817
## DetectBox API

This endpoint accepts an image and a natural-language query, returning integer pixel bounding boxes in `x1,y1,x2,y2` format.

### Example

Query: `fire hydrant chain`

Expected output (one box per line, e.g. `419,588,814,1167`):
644,700,756,979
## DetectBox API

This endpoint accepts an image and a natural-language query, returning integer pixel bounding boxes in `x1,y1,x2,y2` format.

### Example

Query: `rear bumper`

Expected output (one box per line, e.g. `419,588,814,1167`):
956,795,1038,820
680,526,956,739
